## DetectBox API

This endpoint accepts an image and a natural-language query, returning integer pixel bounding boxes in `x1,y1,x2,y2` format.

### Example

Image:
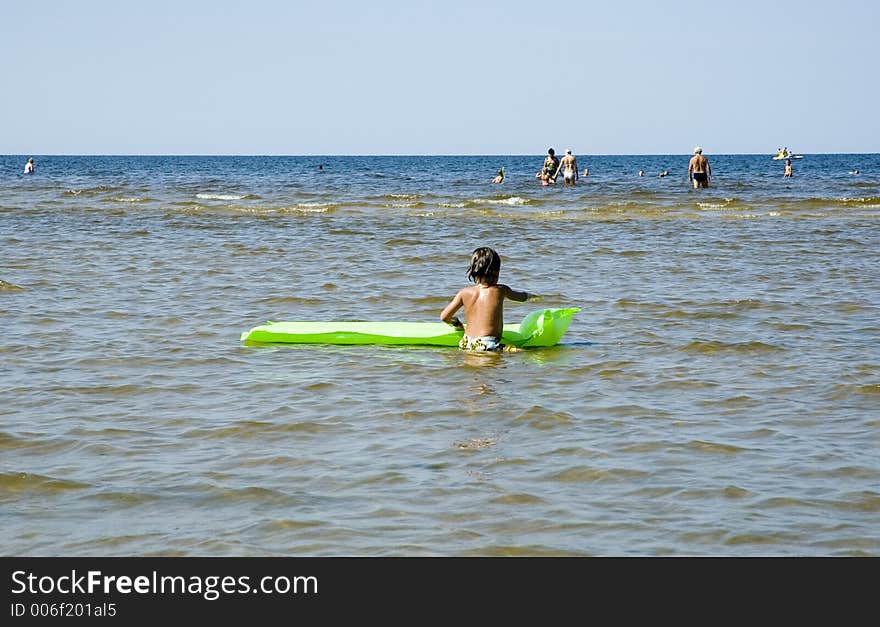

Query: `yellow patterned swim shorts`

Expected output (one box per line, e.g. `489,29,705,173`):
459,335,504,352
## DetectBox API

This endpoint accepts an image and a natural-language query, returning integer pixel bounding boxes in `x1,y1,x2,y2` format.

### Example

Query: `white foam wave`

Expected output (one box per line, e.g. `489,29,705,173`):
286,202,338,213
472,196,529,206
196,193,247,201
439,202,466,208
110,197,146,203
296,202,338,209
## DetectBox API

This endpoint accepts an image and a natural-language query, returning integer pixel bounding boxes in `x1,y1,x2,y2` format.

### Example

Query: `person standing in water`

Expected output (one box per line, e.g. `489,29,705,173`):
784,159,793,177
554,149,579,185
492,167,504,184
24,158,35,174
537,148,559,184
688,146,712,188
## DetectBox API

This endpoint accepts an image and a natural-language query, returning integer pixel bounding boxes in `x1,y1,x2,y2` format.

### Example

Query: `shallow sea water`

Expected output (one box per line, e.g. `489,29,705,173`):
2,155,878,555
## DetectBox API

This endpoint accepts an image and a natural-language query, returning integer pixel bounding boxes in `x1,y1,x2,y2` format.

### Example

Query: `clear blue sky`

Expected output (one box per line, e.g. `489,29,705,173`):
3,0,877,155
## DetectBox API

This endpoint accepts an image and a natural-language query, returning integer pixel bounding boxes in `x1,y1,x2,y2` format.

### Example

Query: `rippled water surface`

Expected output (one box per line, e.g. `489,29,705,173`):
2,154,878,555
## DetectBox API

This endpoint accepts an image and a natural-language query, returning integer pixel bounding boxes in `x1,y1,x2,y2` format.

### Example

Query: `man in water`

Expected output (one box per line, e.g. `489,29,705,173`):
688,146,712,188
554,149,579,185
24,158,35,174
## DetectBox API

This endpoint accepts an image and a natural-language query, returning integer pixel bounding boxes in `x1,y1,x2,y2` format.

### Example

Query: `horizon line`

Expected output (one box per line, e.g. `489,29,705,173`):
3,151,877,158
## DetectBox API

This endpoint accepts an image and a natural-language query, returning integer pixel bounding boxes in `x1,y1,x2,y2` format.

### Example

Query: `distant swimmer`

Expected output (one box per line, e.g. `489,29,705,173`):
554,149,579,185
784,158,793,177
582,167,589,177
24,158,34,174
659,170,669,177
688,146,712,188
492,167,504,184
318,164,324,171
850,169,860,175
638,170,644,177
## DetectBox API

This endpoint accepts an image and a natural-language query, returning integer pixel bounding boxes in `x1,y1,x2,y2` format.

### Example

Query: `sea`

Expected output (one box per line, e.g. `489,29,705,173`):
2,154,878,556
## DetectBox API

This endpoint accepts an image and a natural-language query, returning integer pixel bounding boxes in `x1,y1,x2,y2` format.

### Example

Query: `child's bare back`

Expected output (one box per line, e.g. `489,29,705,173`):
440,247,530,351
452,283,518,338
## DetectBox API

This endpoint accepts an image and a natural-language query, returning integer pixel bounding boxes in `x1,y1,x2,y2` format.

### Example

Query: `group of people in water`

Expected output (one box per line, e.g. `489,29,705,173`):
491,146,717,188
534,146,715,188
486,145,856,188
512,146,715,188
533,148,582,186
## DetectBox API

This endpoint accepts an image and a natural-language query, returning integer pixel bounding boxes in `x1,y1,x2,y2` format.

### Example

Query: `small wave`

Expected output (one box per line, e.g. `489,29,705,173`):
439,202,467,208
0,471,90,493
108,197,151,203
686,440,748,454
385,202,427,209
697,197,742,210
454,437,498,450
853,383,880,396
382,193,422,201
286,202,340,213
471,196,530,206
778,196,880,210
835,196,880,206
680,340,781,354
257,295,324,305
196,193,255,201
0,280,25,291
62,186,121,197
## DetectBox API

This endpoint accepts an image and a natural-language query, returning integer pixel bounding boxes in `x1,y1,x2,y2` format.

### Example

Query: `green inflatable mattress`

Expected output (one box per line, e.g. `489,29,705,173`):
240,307,579,348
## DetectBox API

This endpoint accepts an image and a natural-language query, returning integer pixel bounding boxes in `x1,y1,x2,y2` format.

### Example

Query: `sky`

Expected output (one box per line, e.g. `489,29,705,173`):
3,0,878,155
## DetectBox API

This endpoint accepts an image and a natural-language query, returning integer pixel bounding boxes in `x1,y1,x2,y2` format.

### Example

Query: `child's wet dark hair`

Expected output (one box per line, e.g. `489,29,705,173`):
467,247,501,282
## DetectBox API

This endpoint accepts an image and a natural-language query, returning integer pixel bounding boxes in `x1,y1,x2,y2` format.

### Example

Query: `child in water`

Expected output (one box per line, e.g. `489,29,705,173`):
440,247,531,351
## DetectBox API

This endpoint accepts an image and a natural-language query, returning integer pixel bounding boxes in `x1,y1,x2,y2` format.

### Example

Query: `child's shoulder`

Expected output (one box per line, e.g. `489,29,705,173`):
484,283,512,296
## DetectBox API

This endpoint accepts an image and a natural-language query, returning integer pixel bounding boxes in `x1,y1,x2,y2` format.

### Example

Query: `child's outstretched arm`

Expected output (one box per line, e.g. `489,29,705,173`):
504,286,531,302
440,291,465,329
